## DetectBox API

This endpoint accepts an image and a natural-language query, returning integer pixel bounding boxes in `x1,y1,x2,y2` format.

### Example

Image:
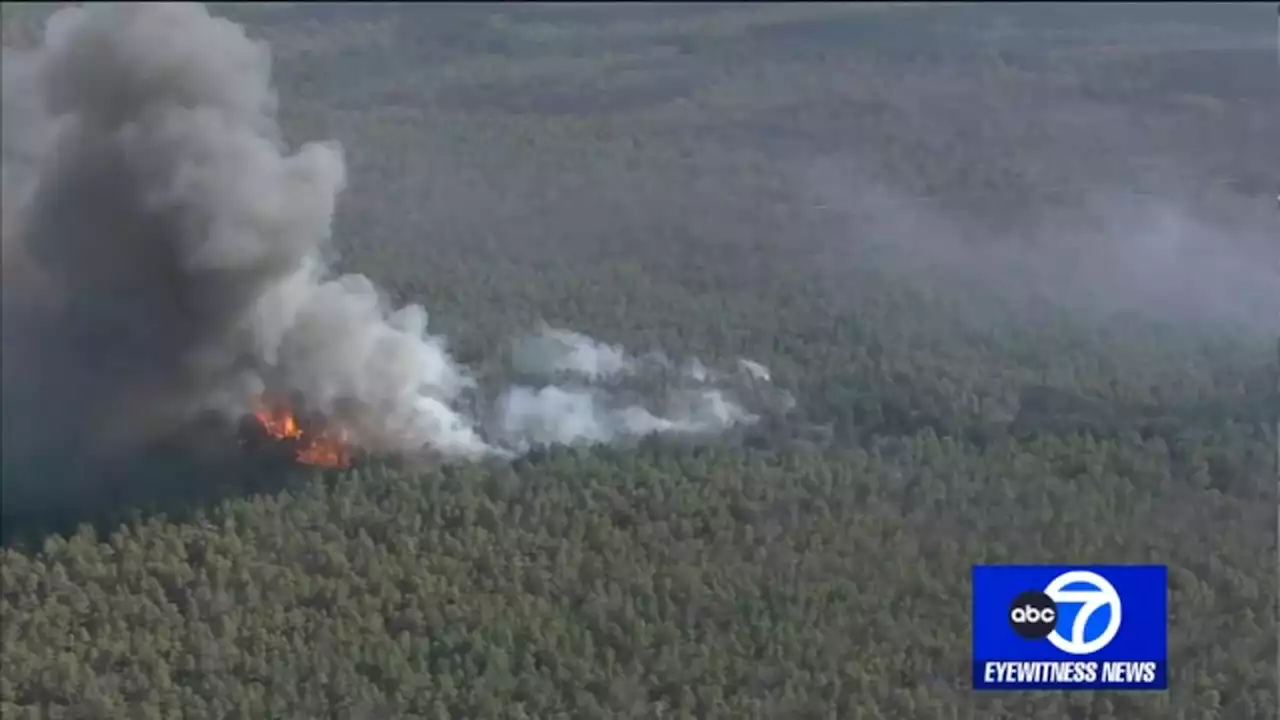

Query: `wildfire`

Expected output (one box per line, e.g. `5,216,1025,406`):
250,403,352,468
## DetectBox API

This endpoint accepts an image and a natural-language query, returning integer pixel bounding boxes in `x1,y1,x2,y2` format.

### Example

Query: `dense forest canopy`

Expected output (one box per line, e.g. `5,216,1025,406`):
1,3,1276,718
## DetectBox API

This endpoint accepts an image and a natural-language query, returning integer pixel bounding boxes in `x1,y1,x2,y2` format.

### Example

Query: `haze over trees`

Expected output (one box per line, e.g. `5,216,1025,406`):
1,3,1277,719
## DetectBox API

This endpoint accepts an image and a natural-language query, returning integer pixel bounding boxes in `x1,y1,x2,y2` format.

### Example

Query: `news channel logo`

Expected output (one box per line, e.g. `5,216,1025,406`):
971,565,1168,690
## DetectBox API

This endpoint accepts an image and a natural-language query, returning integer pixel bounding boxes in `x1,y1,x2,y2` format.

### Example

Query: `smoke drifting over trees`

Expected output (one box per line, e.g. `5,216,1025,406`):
0,3,780,502
0,4,1275,718
796,124,1277,341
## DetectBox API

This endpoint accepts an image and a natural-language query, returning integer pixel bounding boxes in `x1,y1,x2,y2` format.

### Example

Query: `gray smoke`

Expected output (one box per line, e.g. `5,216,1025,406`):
799,158,1278,339
0,3,781,483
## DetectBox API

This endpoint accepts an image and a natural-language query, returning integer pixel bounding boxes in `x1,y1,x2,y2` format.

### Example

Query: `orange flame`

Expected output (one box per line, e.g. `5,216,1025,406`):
251,403,352,468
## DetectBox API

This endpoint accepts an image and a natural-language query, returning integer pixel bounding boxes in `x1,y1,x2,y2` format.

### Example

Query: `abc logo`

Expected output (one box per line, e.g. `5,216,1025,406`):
1008,590,1057,639
1008,570,1123,655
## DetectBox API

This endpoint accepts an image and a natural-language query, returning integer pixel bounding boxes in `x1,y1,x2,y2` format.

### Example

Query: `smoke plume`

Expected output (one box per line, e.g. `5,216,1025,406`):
799,157,1278,339
1,3,783,499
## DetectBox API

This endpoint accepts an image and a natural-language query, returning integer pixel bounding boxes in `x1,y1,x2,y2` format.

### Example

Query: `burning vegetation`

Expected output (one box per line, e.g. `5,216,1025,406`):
246,402,353,468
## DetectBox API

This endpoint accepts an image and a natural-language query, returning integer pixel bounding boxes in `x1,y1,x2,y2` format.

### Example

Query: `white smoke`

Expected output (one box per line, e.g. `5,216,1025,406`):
510,324,636,381
0,3,785,476
738,358,772,382
493,325,773,451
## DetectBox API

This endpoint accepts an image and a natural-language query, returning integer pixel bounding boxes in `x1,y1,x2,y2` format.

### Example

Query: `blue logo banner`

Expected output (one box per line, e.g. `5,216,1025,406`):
971,564,1168,691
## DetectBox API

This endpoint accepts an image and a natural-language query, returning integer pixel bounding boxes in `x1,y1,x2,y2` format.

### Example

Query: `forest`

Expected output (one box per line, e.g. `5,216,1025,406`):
1,3,1277,718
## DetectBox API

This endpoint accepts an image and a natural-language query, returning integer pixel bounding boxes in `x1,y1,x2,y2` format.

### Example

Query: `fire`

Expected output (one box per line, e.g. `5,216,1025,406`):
250,403,352,468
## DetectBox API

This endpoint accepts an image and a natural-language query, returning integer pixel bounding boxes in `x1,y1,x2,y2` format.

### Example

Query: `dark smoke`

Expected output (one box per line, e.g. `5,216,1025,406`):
1,4,785,514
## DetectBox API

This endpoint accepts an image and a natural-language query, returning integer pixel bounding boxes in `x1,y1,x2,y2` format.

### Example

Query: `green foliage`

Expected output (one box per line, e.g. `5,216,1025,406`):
2,4,1276,718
